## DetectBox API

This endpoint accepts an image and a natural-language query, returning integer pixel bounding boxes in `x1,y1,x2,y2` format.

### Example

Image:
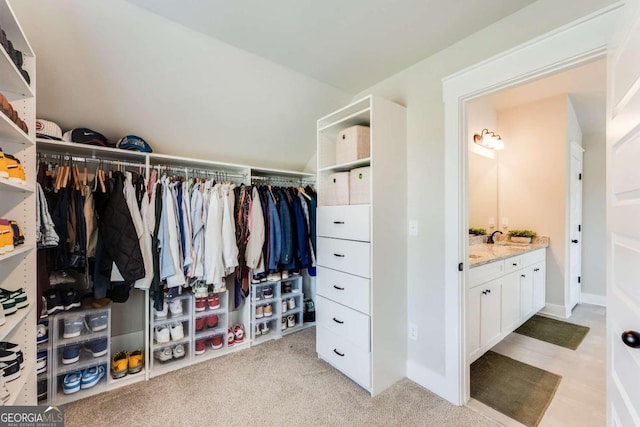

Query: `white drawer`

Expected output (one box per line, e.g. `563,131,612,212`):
317,326,371,389
317,205,370,242
469,260,504,288
521,248,545,267
504,255,523,274
316,295,370,351
317,267,371,315
317,237,370,278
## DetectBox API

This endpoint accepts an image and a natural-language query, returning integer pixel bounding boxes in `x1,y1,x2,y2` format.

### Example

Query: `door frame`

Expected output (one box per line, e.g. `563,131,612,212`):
440,4,622,405
568,142,584,310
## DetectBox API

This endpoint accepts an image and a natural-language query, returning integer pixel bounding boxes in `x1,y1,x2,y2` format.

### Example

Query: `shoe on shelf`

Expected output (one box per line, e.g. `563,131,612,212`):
154,301,168,319
233,324,245,343
5,155,25,184
211,335,223,350
266,273,281,282
63,315,84,338
263,304,273,317
0,288,27,310
0,359,20,382
127,350,143,374
254,324,261,337
254,292,261,302
206,315,218,329
62,371,82,394
0,220,13,254
195,317,205,332
172,344,185,359
260,322,270,335
281,300,288,314
194,340,205,355
154,347,172,362
111,352,128,379
262,287,273,299
0,147,8,179
282,282,292,294
227,328,235,347
0,349,17,365
287,297,296,311
154,325,170,344
36,351,47,374
84,338,108,357
282,271,289,280
0,305,4,327
287,314,296,328
86,313,108,332
195,297,206,312
37,380,46,402
80,365,105,389
207,294,220,310
281,317,287,331
255,305,264,319
43,289,63,315
62,345,81,365
192,282,208,298
37,322,48,344
61,287,81,311
0,342,21,367
0,297,16,316
9,221,24,246
168,299,183,316
169,322,184,341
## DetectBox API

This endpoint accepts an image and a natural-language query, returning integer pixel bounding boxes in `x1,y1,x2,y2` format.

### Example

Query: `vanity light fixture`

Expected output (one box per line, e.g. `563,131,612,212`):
473,128,504,150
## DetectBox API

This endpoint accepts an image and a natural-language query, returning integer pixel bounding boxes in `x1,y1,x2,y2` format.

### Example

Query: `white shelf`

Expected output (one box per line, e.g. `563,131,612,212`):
152,313,190,326
54,330,108,348
106,368,146,391
194,326,226,341
194,306,226,319
317,96,371,133
5,359,34,406
0,244,34,263
0,45,33,100
281,290,303,300
0,178,32,193
0,110,32,147
36,138,147,162
0,1,34,57
56,354,109,376
282,307,303,318
318,157,371,173
0,303,33,342
251,331,279,346
151,336,190,351
149,153,248,174
282,323,306,336
251,166,315,179
148,355,192,378
53,378,108,406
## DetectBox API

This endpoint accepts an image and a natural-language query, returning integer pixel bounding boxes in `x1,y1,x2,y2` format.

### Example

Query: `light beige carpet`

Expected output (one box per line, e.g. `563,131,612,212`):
63,328,497,427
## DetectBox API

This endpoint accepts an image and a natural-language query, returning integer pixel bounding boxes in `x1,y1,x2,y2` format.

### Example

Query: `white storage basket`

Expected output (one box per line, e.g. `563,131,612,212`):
322,172,350,206
336,125,370,165
349,167,371,205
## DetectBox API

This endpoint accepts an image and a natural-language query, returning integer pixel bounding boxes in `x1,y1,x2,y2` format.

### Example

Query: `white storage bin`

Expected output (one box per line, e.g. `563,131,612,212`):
324,172,350,206
349,166,370,205
336,125,370,165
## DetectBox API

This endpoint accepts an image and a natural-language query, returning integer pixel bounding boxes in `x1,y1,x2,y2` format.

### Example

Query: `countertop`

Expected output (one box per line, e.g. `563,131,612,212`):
469,237,549,267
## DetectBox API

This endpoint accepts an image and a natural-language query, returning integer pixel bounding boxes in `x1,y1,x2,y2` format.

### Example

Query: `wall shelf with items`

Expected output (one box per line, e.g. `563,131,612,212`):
193,291,229,361
250,276,305,344
0,111,32,147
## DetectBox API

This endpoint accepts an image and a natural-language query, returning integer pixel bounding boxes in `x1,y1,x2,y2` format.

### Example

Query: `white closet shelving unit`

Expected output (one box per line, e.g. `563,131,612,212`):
315,95,407,396
0,0,36,406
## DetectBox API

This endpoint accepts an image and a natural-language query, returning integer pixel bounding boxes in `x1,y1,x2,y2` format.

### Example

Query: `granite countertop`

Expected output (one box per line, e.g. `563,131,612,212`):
469,236,549,267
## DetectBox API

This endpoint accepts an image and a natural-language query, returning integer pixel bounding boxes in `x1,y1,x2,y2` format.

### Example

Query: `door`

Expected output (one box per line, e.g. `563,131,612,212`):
569,143,583,310
607,0,640,424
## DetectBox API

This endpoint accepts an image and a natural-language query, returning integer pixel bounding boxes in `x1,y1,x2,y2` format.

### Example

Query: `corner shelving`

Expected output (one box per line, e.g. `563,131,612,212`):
0,177,33,193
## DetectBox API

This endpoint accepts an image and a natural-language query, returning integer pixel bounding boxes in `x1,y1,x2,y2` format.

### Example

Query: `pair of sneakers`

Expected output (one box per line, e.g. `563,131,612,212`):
195,294,221,312
153,299,183,319
0,219,23,255
43,287,81,316
154,344,185,362
194,336,224,354
0,287,28,318
0,148,25,183
111,350,143,379
281,315,296,330
62,365,106,394
195,315,218,332
227,324,245,347
154,322,184,344
254,322,270,337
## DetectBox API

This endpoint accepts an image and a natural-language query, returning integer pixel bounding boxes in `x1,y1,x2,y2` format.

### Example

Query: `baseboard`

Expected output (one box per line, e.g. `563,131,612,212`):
406,360,459,405
580,292,606,307
538,303,571,319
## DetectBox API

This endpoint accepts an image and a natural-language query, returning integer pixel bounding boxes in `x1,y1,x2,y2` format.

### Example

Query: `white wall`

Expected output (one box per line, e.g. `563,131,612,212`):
12,0,351,171
581,131,606,297
497,95,568,306
353,0,615,383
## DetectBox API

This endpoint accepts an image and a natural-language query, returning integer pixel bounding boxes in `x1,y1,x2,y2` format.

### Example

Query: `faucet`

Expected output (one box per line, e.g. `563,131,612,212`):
487,230,502,244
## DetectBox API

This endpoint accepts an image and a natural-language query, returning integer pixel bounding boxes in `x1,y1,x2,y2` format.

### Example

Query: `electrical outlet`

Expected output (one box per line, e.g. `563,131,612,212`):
501,217,509,228
488,217,495,227
408,220,419,236
408,323,418,341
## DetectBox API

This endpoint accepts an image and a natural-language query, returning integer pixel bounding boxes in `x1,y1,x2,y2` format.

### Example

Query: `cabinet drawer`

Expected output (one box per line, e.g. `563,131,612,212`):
316,296,370,351
317,267,371,315
317,326,371,389
504,256,523,274
521,248,545,267
469,260,504,288
317,205,370,242
317,237,370,278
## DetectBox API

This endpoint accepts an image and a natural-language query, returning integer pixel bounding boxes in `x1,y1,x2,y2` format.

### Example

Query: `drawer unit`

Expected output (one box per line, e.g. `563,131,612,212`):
317,205,370,242
469,260,505,288
317,237,370,278
316,296,370,351
317,326,371,389
316,267,371,315
503,256,523,274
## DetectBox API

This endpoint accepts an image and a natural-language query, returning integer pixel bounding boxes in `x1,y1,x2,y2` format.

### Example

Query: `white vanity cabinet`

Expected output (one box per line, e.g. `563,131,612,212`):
467,248,546,363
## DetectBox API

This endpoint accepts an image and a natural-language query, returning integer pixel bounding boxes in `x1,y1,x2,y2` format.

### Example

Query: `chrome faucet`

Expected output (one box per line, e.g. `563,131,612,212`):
487,230,502,244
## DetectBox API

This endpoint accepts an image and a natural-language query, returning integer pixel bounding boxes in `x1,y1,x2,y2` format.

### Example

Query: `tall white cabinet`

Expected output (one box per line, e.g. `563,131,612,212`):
315,95,407,395
0,0,37,405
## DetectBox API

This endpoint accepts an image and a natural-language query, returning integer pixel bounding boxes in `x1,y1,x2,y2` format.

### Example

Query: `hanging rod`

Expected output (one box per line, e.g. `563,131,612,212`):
152,163,247,180
251,175,315,186
37,152,145,170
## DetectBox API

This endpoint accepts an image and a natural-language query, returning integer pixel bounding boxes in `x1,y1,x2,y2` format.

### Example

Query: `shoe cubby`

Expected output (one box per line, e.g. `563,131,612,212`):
48,305,111,404
149,293,193,378
36,320,51,405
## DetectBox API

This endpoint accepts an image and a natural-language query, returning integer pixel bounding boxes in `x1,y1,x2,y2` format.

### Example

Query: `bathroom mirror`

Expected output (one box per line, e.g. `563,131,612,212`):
468,150,498,232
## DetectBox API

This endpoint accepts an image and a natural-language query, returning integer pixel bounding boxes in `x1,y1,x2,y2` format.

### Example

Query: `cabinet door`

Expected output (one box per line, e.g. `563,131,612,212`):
501,272,521,333
481,281,502,349
467,286,482,362
520,268,534,319
532,261,546,311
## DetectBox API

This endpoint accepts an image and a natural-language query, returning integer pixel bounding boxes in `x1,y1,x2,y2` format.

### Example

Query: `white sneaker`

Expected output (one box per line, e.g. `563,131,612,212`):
170,322,184,341
173,344,185,359
255,305,263,319
192,282,208,299
260,322,270,335
168,300,183,316
281,300,288,313
281,317,287,331
154,302,168,319
154,347,172,362
155,326,170,344
287,297,296,310
287,314,296,328
254,324,261,337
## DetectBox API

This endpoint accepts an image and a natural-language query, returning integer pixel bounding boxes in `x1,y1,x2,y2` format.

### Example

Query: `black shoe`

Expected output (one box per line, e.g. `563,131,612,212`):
37,380,47,401
0,359,20,382
43,289,63,315
61,288,81,311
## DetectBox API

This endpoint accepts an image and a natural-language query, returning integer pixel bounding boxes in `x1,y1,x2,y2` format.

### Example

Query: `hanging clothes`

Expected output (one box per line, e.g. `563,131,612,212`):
204,184,225,289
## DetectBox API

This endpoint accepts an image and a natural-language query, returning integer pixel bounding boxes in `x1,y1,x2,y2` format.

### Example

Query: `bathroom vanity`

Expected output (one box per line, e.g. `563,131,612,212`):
467,242,548,363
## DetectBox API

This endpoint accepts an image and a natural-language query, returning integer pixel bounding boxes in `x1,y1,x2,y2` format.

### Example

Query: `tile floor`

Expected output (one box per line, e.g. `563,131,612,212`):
467,303,606,427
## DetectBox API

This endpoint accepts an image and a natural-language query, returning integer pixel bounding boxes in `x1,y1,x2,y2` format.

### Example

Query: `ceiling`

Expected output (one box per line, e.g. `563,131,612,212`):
123,0,537,93
489,58,606,134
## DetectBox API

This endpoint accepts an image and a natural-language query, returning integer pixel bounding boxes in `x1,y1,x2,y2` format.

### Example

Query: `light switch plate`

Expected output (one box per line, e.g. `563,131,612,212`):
408,323,418,341
408,220,419,236
501,217,509,227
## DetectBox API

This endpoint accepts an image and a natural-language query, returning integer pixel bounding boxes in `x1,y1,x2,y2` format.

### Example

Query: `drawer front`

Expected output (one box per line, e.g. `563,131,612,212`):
317,267,371,315
317,326,371,389
521,248,545,267
504,256,523,274
317,237,370,278
317,205,370,242
469,260,505,288
316,296,370,351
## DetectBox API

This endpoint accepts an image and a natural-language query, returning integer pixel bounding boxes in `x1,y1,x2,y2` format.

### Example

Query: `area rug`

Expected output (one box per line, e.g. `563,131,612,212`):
515,315,590,350
471,350,561,427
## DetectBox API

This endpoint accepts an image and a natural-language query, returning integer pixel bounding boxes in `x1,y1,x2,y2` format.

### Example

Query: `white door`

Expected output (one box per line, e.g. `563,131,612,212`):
607,0,640,424
568,143,583,310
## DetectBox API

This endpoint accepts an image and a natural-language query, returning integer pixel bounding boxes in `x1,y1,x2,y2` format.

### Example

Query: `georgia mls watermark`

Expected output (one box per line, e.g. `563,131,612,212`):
0,406,64,427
